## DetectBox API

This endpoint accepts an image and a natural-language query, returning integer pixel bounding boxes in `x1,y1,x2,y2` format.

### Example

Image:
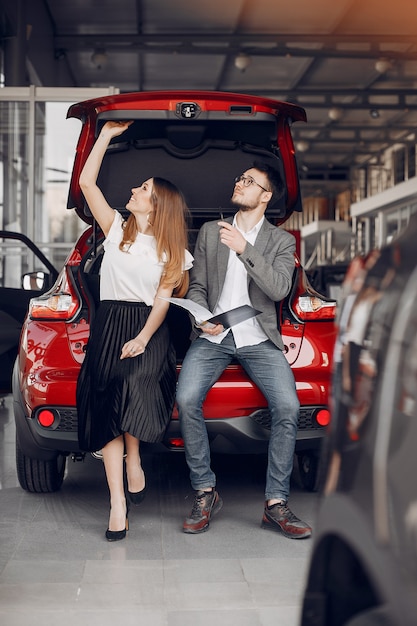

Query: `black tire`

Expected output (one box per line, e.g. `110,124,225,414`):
297,452,319,492
16,436,66,493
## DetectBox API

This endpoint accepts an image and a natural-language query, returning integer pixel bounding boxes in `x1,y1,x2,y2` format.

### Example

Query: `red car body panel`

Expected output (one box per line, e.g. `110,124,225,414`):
19,307,335,417
17,224,336,418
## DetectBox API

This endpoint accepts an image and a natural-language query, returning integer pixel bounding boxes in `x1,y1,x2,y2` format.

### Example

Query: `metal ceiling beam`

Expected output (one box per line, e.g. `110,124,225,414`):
295,124,416,135
54,33,417,60
293,136,416,147
261,88,417,98
235,90,417,110
293,100,417,110
294,139,416,149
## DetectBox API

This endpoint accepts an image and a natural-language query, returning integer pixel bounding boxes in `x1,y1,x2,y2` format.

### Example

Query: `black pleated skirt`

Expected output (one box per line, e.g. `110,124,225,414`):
76,300,176,452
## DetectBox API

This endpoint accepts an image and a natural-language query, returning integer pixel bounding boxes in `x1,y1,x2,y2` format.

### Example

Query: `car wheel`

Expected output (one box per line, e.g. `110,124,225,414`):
16,436,66,493
297,452,319,492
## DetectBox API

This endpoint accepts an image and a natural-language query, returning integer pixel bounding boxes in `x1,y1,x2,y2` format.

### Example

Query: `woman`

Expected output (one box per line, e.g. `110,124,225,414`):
76,120,192,541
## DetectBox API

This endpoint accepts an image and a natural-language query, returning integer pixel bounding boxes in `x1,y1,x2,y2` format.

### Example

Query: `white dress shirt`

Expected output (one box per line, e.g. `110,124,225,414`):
100,211,193,305
202,215,269,347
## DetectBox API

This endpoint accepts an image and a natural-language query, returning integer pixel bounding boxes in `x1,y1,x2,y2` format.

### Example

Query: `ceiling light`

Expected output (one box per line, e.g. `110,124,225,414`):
296,140,309,153
375,58,393,74
91,49,108,70
234,53,251,72
369,109,380,119
328,107,343,121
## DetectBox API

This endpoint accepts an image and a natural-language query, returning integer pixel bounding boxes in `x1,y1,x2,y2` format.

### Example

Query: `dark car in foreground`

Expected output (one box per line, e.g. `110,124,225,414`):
300,214,417,626
12,91,337,493
0,230,58,395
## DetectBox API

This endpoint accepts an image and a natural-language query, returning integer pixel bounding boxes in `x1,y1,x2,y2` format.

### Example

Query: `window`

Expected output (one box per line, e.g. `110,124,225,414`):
0,87,118,269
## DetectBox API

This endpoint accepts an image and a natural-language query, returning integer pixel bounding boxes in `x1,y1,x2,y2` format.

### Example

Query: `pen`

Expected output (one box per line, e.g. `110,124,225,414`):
220,211,224,221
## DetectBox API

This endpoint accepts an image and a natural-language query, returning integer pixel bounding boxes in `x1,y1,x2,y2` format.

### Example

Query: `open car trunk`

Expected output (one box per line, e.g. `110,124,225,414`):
67,93,307,364
67,91,306,229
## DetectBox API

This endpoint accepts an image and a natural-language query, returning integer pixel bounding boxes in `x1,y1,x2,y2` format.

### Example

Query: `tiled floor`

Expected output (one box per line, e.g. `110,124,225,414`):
0,394,318,625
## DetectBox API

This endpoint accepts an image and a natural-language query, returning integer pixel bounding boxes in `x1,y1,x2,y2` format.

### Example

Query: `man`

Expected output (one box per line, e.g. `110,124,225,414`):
176,161,312,539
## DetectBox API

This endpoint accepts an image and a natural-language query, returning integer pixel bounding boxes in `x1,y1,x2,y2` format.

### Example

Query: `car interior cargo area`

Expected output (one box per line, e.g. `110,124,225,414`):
91,118,288,222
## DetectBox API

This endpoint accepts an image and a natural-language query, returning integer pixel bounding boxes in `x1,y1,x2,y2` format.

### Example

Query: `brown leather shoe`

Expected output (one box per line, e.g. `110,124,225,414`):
183,490,223,534
261,501,312,539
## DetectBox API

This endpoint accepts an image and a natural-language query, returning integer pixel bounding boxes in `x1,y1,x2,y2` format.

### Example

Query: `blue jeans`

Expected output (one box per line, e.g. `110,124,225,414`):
176,332,300,502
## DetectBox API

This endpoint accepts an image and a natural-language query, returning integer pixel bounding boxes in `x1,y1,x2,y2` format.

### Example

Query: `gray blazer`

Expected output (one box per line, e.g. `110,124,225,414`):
188,217,296,350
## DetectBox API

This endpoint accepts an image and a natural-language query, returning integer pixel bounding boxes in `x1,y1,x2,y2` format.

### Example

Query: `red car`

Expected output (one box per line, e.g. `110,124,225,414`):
12,91,337,493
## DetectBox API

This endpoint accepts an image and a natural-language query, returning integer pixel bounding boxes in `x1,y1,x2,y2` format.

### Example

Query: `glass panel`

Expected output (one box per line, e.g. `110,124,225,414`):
393,147,406,185
0,101,29,232
34,101,46,244
0,236,52,289
407,145,416,179
0,87,116,275
0,100,81,270
37,102,82,268
386,210,399,243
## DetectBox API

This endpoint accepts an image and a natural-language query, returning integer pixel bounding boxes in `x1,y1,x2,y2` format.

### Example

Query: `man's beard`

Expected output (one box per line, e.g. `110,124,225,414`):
231,194,257,212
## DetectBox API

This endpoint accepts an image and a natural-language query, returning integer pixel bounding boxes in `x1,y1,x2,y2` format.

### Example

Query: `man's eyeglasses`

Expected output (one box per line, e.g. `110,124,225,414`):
234,175,270,193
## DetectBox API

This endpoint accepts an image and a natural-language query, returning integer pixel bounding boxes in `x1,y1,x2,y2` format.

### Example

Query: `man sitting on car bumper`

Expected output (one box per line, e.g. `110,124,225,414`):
176,162,312,539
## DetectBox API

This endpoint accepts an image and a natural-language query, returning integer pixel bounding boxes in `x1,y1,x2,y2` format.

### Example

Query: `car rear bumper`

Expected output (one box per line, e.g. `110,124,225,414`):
13,363,75,461
162,413,325,454
13,370,326,459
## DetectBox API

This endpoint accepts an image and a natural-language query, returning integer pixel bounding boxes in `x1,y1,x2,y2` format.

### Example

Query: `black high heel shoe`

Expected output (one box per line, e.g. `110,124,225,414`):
127,484,146,506
105,505,129,542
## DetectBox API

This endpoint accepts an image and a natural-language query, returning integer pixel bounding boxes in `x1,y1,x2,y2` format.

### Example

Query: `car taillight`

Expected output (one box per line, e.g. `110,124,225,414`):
29,271,80,320
294,294,337,320
289,261,337,321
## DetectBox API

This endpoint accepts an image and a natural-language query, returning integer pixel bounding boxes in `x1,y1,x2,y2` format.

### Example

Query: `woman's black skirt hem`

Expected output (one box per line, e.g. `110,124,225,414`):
76,300,176,452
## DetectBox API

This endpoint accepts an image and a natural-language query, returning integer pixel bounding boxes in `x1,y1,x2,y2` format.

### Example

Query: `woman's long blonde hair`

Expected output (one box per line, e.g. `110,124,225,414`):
120,177,190,297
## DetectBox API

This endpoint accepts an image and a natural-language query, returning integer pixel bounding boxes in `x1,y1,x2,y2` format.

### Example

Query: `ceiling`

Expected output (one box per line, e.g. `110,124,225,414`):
4,0,417,197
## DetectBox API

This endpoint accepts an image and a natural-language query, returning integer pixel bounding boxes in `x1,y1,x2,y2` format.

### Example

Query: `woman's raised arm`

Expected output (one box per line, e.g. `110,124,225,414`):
79,120,133,236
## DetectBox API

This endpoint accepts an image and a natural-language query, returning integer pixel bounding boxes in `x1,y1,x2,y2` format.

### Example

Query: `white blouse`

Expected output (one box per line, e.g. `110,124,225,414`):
100,211,193,306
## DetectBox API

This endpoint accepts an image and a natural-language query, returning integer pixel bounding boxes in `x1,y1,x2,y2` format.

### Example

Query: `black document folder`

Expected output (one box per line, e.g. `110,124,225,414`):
160,297,261,329
204,304,261,329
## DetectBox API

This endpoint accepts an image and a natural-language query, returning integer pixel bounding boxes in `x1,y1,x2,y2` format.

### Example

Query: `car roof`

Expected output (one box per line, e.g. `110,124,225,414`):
66,91,307,226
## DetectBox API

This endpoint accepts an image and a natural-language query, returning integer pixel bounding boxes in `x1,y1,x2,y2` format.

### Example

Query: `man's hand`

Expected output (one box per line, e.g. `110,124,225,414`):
197,322,225,336
218,221,246,255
